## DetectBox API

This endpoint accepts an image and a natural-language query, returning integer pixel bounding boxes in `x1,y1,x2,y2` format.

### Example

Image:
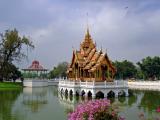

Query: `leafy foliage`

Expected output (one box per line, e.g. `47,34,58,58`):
0,62,22,81
113,60,137,79
49,62,68,78
0,29,34,81
137,56,160,80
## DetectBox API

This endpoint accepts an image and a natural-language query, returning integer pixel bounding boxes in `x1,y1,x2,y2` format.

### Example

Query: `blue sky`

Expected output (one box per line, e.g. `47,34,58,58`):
0,0,160,69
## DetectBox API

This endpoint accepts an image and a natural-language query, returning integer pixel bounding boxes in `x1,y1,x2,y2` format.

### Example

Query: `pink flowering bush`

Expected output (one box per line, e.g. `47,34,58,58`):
157,106,160,113
68,98,124,120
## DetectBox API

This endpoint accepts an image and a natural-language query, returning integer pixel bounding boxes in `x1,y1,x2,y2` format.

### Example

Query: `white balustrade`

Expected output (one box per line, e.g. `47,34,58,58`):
59,80,128,89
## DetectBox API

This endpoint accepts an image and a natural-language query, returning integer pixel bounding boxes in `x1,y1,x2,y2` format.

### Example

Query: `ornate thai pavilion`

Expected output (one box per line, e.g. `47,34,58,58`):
67,29,116,82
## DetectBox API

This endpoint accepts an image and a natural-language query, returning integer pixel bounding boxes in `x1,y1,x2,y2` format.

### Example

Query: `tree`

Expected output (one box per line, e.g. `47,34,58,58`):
0,29,34,81
136,68,144,79
137,56,160,80
113,60,137,79
1,62,22,81
49,62,68,78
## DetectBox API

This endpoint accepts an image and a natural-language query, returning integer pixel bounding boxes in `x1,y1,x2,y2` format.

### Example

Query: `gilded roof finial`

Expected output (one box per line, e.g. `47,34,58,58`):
86,27,90,36
82,13,95,49
86,12,90,37
72,46,75,51
87,12,89,29
100,46,103,54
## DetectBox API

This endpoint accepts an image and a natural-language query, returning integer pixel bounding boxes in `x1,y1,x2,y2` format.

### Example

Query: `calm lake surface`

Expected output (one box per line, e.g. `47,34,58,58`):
0,86,160,120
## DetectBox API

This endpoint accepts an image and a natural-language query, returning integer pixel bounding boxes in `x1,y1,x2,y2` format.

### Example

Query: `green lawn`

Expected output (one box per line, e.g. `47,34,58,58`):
0,82,22,89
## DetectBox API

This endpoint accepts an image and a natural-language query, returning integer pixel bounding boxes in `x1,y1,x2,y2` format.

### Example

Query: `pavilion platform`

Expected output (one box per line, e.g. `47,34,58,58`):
23,79,59,87
58,80,129,98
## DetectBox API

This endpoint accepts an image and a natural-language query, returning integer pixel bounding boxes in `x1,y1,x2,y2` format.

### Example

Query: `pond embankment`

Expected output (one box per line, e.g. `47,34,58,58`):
128,80,160,91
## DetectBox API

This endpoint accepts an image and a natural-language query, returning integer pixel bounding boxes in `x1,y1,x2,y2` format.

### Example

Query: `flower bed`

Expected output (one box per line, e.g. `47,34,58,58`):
68,99,124,120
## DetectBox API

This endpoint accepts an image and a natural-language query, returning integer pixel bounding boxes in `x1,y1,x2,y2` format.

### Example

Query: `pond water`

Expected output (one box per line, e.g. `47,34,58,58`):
0,86,160,120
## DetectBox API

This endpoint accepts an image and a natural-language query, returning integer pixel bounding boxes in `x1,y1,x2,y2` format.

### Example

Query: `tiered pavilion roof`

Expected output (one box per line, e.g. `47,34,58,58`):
67,28,116,82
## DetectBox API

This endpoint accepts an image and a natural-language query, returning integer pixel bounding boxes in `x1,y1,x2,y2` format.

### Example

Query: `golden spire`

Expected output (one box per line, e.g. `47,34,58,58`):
87,27,89,35
80,13,96,52
85,12,90,39
85,27,90,39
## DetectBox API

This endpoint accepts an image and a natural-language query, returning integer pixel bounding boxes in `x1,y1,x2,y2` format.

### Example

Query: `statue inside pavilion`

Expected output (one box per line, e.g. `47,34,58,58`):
67,28,116,82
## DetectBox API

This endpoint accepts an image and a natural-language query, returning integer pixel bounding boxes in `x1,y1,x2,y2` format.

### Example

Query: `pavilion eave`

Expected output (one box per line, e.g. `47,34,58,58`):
22,68,48,71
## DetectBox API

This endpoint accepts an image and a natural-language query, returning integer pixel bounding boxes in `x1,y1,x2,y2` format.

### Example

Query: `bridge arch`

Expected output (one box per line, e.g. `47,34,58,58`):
60,88,64,94
65,89,68,96
107,90,115,98
81,90,85,96
96,91,104,98
69,89,73,96
118,90,126,97
75,90,80,96
87,91,92,97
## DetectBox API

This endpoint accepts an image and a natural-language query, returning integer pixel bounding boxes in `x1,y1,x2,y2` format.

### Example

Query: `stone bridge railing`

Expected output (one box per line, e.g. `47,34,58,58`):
59,80,128,88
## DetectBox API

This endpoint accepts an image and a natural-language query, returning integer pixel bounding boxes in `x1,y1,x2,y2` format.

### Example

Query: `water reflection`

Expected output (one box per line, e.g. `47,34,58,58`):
12,86,67,120
22,87,48,112
57,91,129,112
58,92,94,112
118,97,126,103
0,89,21,120
128,89,138,106
0,87,160,120
139,90,160,112
57,89,160,120
50,86,58,97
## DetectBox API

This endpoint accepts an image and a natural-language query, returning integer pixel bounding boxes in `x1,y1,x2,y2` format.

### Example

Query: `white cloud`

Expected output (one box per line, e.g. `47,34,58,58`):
0,0,160,69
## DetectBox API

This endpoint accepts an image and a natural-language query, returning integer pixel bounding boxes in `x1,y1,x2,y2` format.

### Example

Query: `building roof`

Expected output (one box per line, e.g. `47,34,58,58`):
22,60,48,71
68,28,116,73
